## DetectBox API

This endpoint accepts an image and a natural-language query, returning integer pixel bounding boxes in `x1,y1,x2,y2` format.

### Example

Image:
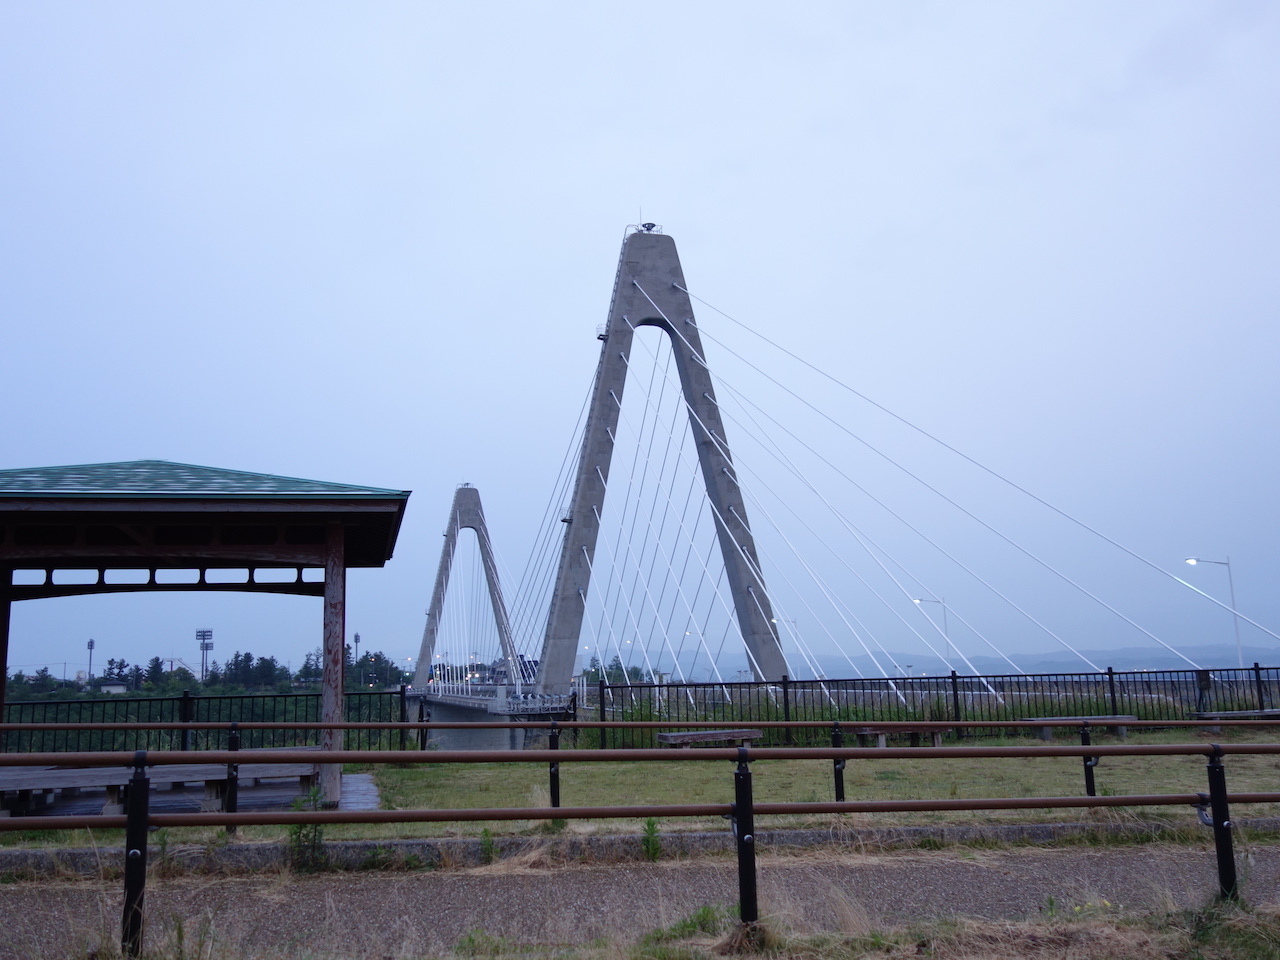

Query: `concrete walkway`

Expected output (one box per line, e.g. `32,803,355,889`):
0,842,1275,958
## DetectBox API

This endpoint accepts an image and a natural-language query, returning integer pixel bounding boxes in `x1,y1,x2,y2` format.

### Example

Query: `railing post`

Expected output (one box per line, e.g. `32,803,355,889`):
1080,723,1097,797
225,723,240,835
1206,746,1239,900
179,689,194,751
598,678,607,749
398,684,408,751
781,675,792,746
730,747,758,926
416,699,429,751
121,750,150,957
548,721,560,808
950,670,962,739
1254,663,1266,712
1106,667,1119,716
831,722,845,801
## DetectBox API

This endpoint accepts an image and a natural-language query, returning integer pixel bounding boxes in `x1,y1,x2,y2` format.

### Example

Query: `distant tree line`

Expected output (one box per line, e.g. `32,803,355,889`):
4,642,407,701
579,654,651,684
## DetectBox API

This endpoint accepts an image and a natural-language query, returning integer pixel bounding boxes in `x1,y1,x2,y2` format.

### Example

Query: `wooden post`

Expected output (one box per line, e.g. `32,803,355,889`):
0,568,11,730
320,522,345,805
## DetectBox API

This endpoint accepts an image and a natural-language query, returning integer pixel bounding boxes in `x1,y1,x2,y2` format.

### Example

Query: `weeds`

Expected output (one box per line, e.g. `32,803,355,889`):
286,786,327,872
480,827,498,865
642,817,661,862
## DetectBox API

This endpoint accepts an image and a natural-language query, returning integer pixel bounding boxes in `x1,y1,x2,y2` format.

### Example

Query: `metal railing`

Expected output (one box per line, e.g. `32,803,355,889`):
1,688,408,753
0,722,1277,956
590,664,1280,746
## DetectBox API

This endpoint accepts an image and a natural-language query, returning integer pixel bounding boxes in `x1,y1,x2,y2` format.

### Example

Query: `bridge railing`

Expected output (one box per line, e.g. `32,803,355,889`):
1,689,408,753
590,664,1279,746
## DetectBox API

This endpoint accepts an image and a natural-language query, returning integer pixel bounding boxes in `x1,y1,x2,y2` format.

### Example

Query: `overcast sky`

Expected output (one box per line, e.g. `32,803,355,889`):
3,2,1278,680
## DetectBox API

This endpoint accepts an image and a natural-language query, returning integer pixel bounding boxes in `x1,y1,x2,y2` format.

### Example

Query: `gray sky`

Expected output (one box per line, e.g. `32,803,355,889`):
3,2,1278,679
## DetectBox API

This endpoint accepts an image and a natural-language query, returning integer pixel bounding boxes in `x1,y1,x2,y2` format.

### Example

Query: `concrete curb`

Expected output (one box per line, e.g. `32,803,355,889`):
4,816,1279,879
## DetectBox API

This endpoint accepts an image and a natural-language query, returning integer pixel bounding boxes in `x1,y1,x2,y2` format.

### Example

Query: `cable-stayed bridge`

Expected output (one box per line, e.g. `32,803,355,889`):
411,225,1280,727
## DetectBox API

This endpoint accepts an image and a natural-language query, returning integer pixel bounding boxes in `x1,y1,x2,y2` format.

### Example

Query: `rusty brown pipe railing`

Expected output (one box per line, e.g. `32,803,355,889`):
3,736,1277,953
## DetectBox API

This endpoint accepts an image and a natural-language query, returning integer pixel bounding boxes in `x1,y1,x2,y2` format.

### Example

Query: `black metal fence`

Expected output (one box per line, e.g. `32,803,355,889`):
591,664,1280,747
1,688,408,753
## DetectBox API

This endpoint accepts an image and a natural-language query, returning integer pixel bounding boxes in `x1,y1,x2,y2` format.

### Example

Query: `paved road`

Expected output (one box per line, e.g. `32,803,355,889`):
0,843,1274,958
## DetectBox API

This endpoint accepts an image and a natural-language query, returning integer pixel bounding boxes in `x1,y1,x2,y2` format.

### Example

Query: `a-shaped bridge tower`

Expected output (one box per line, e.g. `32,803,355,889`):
534,226,788,696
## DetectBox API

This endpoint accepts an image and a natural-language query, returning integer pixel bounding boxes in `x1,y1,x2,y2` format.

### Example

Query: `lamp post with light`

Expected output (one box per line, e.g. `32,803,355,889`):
1185,558,1243,668
912,597,951,662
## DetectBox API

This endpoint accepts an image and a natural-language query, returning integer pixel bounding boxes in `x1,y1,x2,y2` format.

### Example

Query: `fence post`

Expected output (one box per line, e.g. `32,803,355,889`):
730,747,758,926
179,690,194,752
416,699,429,751
1080,723,1097,797
1254,663,1266,712
781,675,792,746
398,684,408,751
831,722,845,801
225,723,240,835
598,678,607,749
121,750,150,957
950,670,962,738
548,721,560,808
1205,746,1238,900
1106,667,1119,716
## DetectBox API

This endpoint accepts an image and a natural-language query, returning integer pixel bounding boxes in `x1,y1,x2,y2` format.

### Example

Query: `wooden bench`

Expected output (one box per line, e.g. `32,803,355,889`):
1019,716,1138,741
851,726,944,748
1192,708,1280,733
656,729,763,748
0,750,319,816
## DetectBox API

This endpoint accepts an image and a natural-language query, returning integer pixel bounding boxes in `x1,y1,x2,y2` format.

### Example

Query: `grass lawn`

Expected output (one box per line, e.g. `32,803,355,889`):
361,725,1280,840
3,727,1275,849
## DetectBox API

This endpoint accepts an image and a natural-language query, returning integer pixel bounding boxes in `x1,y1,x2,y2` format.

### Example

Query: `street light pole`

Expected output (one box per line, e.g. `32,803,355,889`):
1185,558,1243,668
912,597,951,662
87,639,94,680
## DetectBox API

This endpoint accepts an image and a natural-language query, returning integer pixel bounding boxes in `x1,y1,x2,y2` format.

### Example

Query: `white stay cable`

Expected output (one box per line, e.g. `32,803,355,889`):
623,332,884,684
681,286,1279,649
606,368,740,687
710,384,1033,675
640,281,1185,670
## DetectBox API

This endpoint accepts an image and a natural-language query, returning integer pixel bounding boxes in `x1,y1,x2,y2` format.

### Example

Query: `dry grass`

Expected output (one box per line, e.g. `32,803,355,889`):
10,893,1280,959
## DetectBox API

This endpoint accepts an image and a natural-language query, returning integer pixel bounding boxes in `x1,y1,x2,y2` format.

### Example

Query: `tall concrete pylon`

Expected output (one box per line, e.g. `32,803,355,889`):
412,484,523,691
535,227,788,695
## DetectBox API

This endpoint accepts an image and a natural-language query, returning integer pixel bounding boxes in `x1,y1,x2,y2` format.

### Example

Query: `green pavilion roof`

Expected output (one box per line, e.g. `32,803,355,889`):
0,460,411,581
0,460,409,500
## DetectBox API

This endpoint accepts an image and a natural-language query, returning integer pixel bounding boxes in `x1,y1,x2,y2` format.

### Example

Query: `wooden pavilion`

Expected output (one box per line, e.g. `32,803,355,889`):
0,460,410,802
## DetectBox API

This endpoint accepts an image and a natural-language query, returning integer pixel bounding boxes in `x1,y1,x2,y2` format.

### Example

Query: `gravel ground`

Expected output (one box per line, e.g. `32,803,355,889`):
0,842,1276,958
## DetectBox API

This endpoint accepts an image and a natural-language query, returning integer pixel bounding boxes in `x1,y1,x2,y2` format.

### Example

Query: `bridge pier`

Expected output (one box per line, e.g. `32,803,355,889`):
417,700,530,751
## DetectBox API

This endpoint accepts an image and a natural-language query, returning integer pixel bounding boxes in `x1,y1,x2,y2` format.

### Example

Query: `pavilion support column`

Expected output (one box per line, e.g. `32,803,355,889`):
0,568,11,736
320,523,346,805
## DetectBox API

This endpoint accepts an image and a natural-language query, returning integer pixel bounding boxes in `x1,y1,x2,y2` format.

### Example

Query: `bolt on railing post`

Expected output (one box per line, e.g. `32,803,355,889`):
1106,667,1119,716
1080,723,1097,797
781,675,792,745
831,722,845,801
1206,746,1239,900
1254,663,1266,712
121,750,150,958
731,747,758,925
548,721,561,808
225,723,240,835
179,689,194,751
